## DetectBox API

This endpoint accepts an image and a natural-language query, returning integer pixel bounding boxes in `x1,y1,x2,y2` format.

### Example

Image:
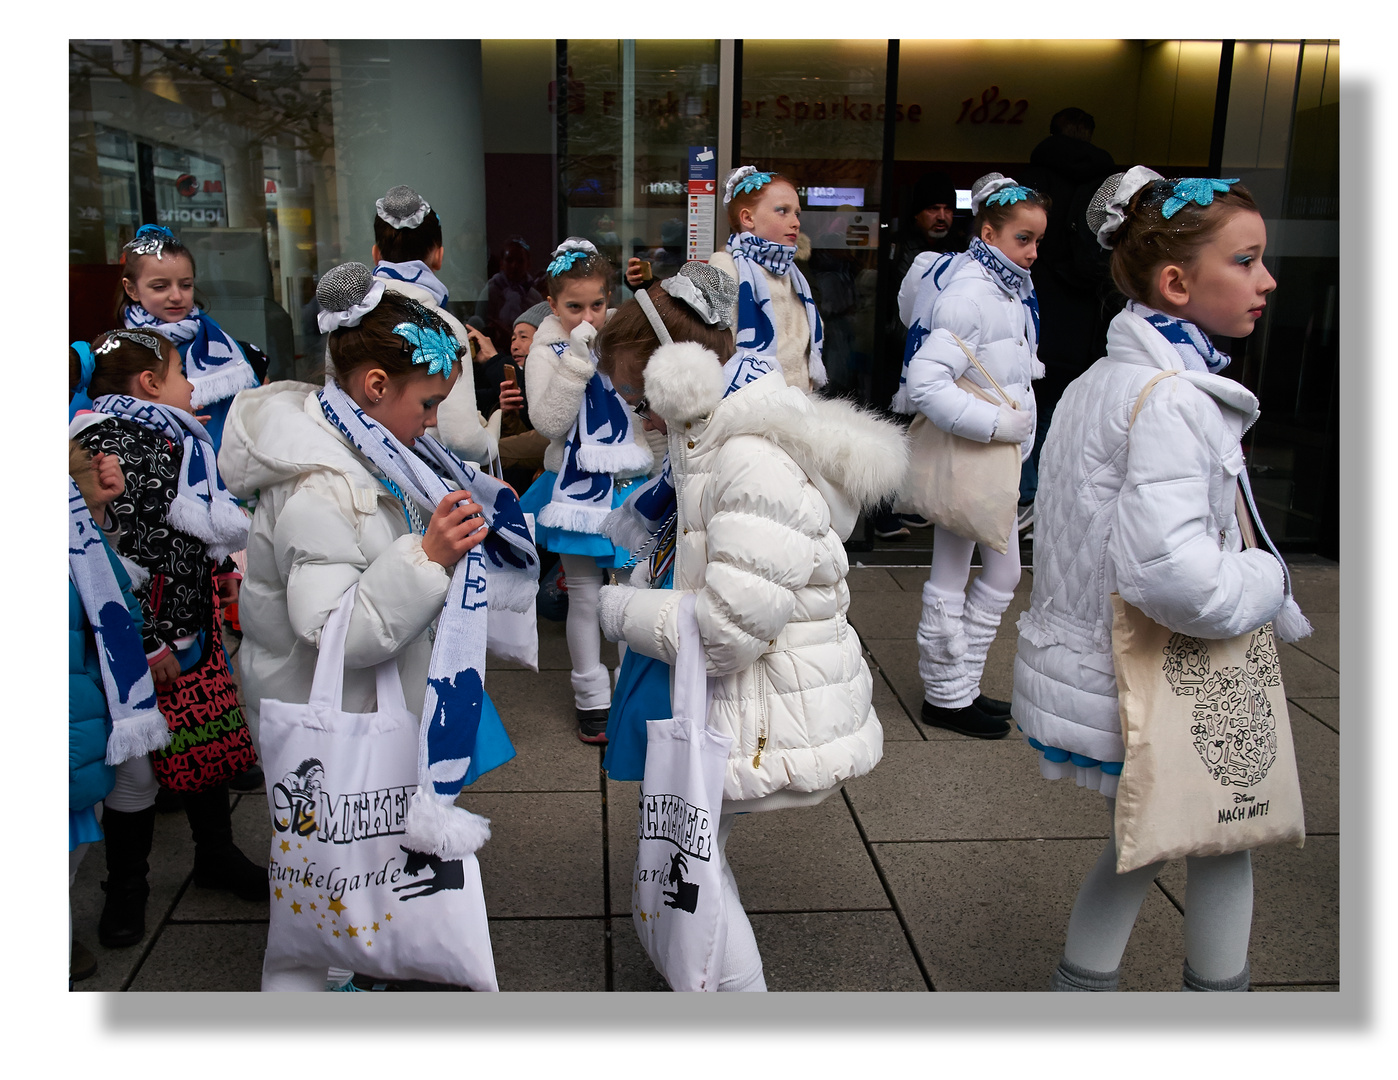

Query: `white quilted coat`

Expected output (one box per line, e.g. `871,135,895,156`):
524,311,662,477
1011,308,1287,763
219,382,453,745
905,256,1042,461
603,346,909,805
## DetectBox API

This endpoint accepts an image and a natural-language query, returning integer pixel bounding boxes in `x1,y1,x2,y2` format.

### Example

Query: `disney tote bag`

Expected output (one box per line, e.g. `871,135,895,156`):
1110,372,1305,873
632,592,734,991
259,584,498,990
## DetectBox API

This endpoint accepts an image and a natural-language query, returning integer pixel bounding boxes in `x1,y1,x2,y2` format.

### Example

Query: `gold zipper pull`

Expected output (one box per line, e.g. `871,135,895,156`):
752,736,766,769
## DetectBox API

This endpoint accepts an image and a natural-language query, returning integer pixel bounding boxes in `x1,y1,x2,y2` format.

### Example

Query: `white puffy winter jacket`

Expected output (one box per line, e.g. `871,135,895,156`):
602,347,909,806
219,382,453,745
1011,308,1287,763
524,312,662,477
905,256,1041,461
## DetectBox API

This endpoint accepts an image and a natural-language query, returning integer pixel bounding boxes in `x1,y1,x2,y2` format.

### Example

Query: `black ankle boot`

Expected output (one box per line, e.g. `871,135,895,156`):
183,785,269,903
98,806,156,948
973,693,1013,719
920,699,1011,739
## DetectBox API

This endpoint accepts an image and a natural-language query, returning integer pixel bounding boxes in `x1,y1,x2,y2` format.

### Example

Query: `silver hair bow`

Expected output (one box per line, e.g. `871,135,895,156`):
1085,165,1165,249
376,185,432,230
316,262,387,333
659,261,738,329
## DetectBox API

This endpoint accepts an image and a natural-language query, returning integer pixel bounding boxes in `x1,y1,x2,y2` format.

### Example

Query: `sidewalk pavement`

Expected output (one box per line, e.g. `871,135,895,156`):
71,557,1339,992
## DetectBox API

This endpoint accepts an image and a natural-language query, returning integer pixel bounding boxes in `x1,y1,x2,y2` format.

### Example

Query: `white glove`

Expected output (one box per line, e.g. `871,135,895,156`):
569,321,599,365
991,404,1033,444
598,583,636,643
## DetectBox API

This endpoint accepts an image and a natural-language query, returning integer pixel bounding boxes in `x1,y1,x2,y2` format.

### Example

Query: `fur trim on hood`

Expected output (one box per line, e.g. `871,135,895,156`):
645,341,909,516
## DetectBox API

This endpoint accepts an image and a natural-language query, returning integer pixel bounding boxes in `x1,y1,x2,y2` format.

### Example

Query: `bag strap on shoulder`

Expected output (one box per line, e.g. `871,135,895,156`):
1128,370,1180,429
950,333,1017,410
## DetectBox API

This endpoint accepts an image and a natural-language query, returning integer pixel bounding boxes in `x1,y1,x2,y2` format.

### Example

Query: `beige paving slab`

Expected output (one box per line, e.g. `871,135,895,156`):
1155,834,1337,985
1286,564,1339,614
125,922,269,992
749,910,927,991
846,589,924,640
876,838,1184,991
845,739,1111,842
1277,642,1339,698
868,661,924,742
488,918,607,992
469,669,606,792
845,567,904,592
860,636,965,741
1289,710,1339,835
1290,697,1339,733
169,792,275,920
468,791,605,918
1253,983,1339,991
888,567,930,592
723,793,891,912
1288,611,1339,671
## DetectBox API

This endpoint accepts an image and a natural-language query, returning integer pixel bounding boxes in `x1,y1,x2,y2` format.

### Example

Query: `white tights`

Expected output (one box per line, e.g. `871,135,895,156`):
1063,797,1253,982
560,553,612,711
918,525,1021,707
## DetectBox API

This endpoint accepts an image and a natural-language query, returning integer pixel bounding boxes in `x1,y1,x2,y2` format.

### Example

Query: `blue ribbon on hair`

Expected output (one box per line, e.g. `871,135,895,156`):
986,185,1034,208
135,223,176,241
733,170,774,198
547,250,588,277
1161,178,1240,219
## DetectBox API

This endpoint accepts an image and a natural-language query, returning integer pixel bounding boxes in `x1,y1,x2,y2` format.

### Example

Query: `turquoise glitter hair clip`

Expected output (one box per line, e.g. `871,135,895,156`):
1161,177,1240,219
986,185,1034,208
392,320,459,378
125,224,178,259
733,170,773,198
547,249,588,277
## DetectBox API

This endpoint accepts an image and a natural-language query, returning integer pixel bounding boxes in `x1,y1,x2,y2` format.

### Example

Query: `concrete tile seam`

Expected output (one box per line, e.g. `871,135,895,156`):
839,787,937,991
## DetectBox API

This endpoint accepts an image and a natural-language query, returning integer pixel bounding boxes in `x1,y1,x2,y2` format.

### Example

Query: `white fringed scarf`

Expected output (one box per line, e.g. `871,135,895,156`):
318,378,539,857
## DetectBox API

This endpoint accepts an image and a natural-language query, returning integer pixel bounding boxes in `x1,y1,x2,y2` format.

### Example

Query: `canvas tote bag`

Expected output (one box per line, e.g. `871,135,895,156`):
632,592,734,991
259,584,498,990
1110,371,1306,873
895,334,1022,554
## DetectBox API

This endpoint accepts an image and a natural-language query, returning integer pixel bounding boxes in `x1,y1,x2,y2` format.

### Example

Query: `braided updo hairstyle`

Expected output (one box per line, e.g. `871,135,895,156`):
1087,174,1260,305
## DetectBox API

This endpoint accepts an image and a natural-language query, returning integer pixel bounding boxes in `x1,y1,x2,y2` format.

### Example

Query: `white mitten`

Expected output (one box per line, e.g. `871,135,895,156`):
991,404,1033,444
569,321,599,365
598,584,636,643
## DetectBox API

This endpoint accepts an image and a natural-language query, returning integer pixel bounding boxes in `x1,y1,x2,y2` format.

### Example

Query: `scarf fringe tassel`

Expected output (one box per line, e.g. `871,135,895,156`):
188,362,259,411
576,440,654,476
1274,596,1313,643
105,709,171,765
536,500,616,534
405,788,492,858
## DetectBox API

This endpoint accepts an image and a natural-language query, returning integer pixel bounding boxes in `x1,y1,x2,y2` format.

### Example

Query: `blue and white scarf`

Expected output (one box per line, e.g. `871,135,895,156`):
124,303,258,410
318,377,538,857
372,260,450,308
967,236,1040,348
537,340,654,535
88,395,249,563
727,232,827,389
602,349,777,554
892,250,964,414
1128,301,1231,374
68,478,169,765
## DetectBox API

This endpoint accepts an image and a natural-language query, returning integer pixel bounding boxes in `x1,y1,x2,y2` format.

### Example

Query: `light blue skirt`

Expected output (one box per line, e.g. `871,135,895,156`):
518,471,642,569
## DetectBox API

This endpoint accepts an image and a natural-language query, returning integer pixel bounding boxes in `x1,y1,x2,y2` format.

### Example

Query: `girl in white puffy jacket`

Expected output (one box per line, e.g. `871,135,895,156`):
1013,168,1307,992
594,262,907,991
905,172,1047,739
519,239,660,743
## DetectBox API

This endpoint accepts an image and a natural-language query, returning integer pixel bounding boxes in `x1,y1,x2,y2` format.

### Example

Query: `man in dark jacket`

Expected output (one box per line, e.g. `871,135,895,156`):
1017,108,1118,530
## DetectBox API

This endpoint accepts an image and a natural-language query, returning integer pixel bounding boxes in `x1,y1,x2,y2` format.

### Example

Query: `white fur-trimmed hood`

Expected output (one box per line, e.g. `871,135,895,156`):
644,343,909,512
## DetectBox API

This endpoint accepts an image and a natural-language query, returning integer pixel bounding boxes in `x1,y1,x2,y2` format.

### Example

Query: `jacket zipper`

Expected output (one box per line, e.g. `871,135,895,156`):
752,658,769,768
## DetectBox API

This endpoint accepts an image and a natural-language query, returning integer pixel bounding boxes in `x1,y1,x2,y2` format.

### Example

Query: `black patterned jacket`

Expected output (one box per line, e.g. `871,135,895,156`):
75,417,234,660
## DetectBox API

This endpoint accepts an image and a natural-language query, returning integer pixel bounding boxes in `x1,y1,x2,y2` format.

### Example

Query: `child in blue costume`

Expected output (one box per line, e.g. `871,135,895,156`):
520,239,661,743
119,224,267,453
